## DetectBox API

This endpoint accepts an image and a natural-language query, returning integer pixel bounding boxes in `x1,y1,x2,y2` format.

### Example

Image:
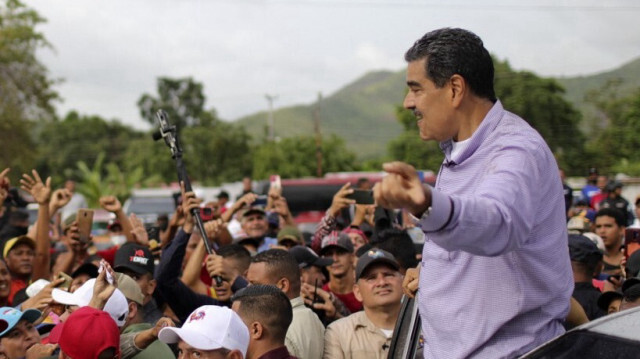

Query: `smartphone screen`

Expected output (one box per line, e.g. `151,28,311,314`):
346,189,374,205
76,209,94,243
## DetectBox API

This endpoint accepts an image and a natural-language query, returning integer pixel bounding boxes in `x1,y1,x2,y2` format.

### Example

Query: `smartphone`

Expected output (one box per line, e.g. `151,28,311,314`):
270,175,282,193
346,189,374,205
56,272,73,291
76,209,94,243
200,207,215,221
144,223,160,241
626,228,640,260
252,195,268,206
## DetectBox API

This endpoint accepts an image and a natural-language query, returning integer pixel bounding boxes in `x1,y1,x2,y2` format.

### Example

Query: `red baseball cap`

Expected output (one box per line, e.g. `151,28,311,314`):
58,307,120,359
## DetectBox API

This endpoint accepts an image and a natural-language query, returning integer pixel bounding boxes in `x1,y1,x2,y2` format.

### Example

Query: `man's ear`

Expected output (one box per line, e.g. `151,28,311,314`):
353,283,363,303
249,321,264,340
128,301,137,320
146,278,157,296
449,74,466,108
277,277,290,294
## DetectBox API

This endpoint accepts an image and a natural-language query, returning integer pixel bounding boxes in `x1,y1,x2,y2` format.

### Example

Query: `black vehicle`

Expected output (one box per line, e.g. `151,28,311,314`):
387,301,640,359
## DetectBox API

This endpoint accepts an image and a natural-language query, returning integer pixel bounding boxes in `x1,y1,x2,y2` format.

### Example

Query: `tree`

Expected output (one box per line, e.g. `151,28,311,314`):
0,0,58,176
36,111,142,185
252,135,359,179
588,88,640,175
74,152,163,207
493,59,586,174
137,77,209,130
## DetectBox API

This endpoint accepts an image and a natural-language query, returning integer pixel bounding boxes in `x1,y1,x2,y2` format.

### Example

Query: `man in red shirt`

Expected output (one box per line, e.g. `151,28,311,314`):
319,233,362,313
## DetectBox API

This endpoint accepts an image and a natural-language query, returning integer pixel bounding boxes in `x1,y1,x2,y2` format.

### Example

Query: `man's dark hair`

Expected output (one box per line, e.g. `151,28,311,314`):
251,249,300,294
595,208,626,227
231,284,293,342
218,244,251,273
405,28,496,102
373,229,419,272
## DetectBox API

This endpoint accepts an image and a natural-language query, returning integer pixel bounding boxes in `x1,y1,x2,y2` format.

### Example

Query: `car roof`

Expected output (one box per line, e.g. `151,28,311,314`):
578,305,640,341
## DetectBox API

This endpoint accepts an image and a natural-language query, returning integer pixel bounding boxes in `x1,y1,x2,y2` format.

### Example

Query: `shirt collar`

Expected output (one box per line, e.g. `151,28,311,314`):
290,296,304,308
257,346,292,359
440,100,504,165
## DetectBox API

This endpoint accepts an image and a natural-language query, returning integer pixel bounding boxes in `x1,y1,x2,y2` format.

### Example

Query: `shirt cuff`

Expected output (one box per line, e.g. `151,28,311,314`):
418,188,453,232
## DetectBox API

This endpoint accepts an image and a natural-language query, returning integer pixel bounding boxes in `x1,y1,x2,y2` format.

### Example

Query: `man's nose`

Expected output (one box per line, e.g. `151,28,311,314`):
403,91,415,109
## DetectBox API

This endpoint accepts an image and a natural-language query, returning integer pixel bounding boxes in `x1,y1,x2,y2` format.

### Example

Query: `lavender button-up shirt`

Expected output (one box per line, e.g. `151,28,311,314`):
416,101,573,359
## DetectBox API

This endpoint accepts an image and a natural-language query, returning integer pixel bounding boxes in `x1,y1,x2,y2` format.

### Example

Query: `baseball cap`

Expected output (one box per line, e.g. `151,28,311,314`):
51,278,129,327
567,216,590,234
319,233,354,256
71,263,99,279
568,234,603,265
289,245,333,269
2,235,35,258
278,226,303,246
159,305,249,356
58,306,120,359
588,167,598,175
242,206,266,218
626,250,640,278
355,248,400,281
114,272,144,305
114,242,154,276
0,307,41,337
597,290,623,312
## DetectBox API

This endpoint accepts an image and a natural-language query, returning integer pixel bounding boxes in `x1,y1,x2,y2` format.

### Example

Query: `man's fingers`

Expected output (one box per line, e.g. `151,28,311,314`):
0,168,10,179
32,169,42,183
383,161,417,179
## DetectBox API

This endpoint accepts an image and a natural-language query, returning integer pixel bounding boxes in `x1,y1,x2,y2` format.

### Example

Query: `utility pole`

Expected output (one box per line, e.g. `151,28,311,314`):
265,94,278,141
313,92,323,178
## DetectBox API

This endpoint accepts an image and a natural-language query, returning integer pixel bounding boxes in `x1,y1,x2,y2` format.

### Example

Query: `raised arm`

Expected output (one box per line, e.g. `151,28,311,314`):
20,170,52,280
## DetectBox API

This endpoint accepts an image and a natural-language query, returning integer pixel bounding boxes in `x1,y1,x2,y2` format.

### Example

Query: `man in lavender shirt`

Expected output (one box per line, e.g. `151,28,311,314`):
373,28,573,358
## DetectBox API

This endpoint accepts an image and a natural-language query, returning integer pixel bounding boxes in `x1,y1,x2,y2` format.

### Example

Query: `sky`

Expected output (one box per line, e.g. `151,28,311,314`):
26,0,640,130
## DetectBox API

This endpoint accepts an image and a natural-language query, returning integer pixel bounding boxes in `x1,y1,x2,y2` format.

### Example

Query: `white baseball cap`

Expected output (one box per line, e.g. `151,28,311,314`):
158,305,249,356
51,278,129,327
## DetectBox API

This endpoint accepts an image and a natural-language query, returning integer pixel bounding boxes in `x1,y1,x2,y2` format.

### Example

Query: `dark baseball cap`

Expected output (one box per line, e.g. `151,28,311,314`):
568,234,603,265
289,245,333,269
242,207,266,218
626,250,640,278
319,233,354,256
71,263,99,279
597,290,623,312
114,243,154,275
355,248,400,281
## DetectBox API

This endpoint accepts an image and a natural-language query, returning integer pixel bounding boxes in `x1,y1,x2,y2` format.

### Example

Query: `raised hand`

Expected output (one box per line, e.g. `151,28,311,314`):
20,169,52,205
129,213,149,246
402,265,420,298
301,283,337,318
327,183,355,217
180,182,203,233
0,168,10,203
50,188,72,212
373,161,430,216
99,195,123,213
90,260,117,310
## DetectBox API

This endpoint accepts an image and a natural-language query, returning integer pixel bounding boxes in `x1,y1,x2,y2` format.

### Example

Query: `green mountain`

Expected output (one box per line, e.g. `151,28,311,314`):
557,57,640,133
234,57,640,159
235,70,406,159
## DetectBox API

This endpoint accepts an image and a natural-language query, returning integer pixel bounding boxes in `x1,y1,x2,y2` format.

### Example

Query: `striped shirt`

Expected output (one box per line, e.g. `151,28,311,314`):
416,101,573,359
